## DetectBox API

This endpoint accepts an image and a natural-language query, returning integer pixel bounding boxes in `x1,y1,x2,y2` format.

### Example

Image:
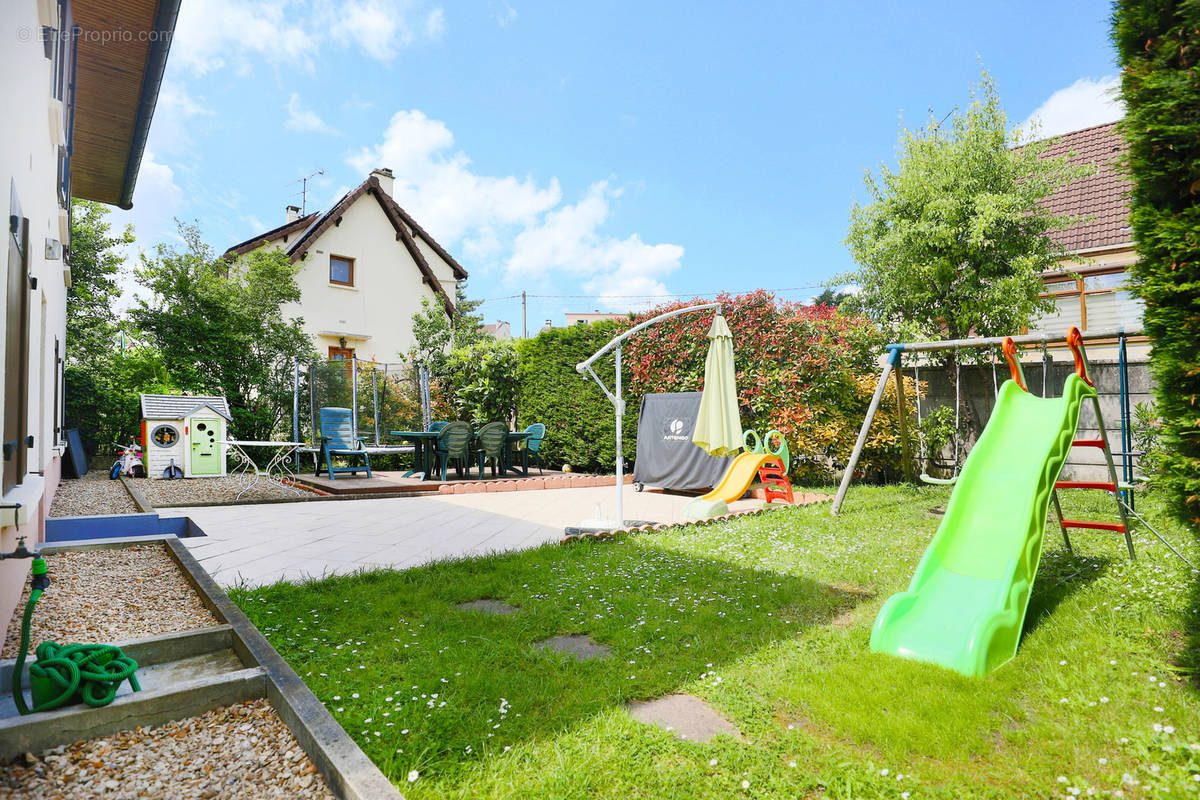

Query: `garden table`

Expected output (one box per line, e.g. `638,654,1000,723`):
390,430,440,480
221,440,305,500
503,431,533,476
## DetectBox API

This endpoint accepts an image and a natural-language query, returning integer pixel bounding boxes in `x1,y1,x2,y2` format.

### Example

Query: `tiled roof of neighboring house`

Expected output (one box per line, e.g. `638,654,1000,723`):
1027,121,1133,253
140,394,233,421
223,213,320,257
222,176,468,316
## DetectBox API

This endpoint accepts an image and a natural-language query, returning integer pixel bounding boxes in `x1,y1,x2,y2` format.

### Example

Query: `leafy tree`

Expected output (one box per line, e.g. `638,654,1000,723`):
66,200,134,361
1113,1,1200,531
843,73,1089,344
811,287,850,308
63,200,171,456
409,282,486,376
130,221,315,440
444,339,520,425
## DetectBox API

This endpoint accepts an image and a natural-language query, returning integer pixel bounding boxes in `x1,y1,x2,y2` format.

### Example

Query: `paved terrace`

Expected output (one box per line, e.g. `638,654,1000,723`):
160,487,765,587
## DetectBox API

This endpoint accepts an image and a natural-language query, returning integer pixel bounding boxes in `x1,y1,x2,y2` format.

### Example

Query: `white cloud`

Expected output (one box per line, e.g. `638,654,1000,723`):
171,0,444,76
424,7,446,39
489,1,517,26
172,0,317,76
1019,75,1124,141
349,110,562,244
146,81,213,156
285,93,336,134
110,152,186,311
348,111,684,310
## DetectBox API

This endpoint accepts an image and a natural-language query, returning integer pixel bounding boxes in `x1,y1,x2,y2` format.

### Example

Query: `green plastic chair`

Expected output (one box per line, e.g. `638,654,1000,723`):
475,422,510,479
518,423,546,475
435,421,473,480
317,407,372,480
429,421,449,433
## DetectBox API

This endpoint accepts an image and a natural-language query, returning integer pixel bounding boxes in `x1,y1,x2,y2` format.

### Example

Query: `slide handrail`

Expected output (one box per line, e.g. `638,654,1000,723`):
1002,338,1028,392
1066,326,1094,387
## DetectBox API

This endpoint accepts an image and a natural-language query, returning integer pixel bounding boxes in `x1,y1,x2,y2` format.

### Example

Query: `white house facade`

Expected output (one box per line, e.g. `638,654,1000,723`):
1,0,179,642
226,169,467,365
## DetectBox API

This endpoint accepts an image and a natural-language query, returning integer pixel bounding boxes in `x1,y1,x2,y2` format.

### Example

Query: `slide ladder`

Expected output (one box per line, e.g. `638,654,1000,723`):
1047,332,1135,558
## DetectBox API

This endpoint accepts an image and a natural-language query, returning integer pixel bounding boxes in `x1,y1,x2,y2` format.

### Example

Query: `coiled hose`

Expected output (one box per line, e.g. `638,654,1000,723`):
11,557,140,715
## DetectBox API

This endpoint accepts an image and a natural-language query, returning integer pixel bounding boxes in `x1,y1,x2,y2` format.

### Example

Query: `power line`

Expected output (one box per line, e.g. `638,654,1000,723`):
476,283,836,304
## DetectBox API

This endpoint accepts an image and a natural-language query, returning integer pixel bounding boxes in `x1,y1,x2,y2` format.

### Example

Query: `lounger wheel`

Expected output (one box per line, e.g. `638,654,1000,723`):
633,482,644,492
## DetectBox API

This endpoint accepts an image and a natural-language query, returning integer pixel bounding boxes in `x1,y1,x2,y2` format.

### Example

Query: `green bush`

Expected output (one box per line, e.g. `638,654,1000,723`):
445,339,520,425
1114,2,1200,530
515,321,635,473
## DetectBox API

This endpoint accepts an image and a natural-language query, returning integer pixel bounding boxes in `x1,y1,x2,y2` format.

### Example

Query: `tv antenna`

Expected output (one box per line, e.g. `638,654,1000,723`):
288,169,324,215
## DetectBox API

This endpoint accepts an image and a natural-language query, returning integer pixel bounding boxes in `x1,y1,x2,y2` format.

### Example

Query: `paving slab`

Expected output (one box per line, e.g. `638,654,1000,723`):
161,486,768,587
533,634,611,661
628,694,742,742
457,599,519,614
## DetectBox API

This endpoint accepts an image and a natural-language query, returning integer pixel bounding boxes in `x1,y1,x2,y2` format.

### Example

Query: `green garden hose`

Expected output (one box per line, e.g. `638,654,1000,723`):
11,557,140,715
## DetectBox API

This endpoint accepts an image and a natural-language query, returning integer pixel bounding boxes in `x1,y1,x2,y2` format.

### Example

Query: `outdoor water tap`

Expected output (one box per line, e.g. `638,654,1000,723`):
0,535,50,591
0,534,35,560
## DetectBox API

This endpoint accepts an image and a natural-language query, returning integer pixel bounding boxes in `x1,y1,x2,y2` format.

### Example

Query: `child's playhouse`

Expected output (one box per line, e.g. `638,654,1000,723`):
139,394,232,478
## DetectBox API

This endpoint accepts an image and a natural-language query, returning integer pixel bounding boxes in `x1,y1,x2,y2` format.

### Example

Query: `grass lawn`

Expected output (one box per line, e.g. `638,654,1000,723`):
231,485,1200,798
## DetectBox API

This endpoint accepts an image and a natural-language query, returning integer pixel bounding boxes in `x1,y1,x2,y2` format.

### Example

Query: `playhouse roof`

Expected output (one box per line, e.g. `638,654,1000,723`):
140,394,233,421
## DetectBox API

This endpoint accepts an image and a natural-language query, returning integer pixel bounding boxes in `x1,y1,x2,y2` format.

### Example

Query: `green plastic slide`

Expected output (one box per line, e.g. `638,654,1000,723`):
870,374,1096,678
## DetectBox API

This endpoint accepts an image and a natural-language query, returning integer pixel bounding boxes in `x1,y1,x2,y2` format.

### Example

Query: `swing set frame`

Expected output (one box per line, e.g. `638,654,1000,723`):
830,326,1143,516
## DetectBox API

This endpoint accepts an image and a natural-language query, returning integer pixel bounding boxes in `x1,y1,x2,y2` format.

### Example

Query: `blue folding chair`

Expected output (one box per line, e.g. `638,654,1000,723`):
317,407,372,480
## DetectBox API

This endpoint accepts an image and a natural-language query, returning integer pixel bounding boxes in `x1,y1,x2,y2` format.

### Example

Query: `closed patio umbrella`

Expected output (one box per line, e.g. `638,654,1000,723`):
692,313,742,456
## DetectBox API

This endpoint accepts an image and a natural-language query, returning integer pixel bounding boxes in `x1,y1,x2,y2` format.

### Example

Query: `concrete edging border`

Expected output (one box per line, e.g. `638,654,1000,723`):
4,535,402,799
161,537,402,800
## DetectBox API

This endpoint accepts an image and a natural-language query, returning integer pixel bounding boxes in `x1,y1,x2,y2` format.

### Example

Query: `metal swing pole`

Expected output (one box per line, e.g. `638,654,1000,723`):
576,302,722,528
831,346,901,515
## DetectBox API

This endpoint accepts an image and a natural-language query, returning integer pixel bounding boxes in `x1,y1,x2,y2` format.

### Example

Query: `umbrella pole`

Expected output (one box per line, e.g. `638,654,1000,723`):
615,343,624,526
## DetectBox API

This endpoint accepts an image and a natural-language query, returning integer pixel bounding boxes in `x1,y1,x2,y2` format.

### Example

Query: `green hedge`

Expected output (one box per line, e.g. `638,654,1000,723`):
516,321,636,474
1114,2,1200,530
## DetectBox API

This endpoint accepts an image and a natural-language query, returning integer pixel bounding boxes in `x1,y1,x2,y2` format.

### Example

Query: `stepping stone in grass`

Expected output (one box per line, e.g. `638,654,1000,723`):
627,694,742,743
533,634,611,661
457,599,519,615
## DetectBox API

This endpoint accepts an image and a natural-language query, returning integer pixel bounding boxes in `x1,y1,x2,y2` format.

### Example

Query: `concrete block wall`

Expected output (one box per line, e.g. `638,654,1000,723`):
909,360,1152,482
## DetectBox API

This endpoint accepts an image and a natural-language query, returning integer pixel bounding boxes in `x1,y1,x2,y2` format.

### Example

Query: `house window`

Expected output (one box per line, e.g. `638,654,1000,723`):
329,255,354,286
1033,270,1143,336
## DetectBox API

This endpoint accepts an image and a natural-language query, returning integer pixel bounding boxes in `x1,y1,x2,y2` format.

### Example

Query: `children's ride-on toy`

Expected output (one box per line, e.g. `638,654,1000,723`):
109,440,146,479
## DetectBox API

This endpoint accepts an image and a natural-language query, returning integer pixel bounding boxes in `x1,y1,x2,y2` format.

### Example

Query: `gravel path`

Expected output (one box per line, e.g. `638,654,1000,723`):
49,472,137,518
1,545,220,658
0,699,335,799
134,475,302,507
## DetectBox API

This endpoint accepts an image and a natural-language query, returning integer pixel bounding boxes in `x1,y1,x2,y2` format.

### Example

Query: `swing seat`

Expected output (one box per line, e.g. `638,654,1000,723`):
920,473,959,486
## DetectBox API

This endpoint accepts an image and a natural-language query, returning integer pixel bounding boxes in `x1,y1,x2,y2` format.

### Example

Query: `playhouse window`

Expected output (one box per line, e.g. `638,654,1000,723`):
151,424,180,447
330,255,354,286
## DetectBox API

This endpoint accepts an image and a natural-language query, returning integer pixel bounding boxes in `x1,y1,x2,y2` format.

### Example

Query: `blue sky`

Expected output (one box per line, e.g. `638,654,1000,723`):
115,0,1124,331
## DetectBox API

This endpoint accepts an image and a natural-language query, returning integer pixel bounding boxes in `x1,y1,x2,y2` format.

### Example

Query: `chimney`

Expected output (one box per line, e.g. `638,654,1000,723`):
370,167,394,196
285,204,301,223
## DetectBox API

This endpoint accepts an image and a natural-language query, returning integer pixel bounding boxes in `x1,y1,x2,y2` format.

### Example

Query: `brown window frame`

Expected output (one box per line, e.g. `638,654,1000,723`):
329,255,355,287
1038,267,1132,332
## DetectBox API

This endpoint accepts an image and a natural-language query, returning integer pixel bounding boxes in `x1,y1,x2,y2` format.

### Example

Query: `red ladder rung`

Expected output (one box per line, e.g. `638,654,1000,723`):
1072,438,1107,449
1061,519,1126,533
1055,480,1117,491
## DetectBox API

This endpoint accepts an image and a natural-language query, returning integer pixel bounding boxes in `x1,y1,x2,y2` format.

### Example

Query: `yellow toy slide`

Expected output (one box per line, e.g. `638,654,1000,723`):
682,453,776,519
